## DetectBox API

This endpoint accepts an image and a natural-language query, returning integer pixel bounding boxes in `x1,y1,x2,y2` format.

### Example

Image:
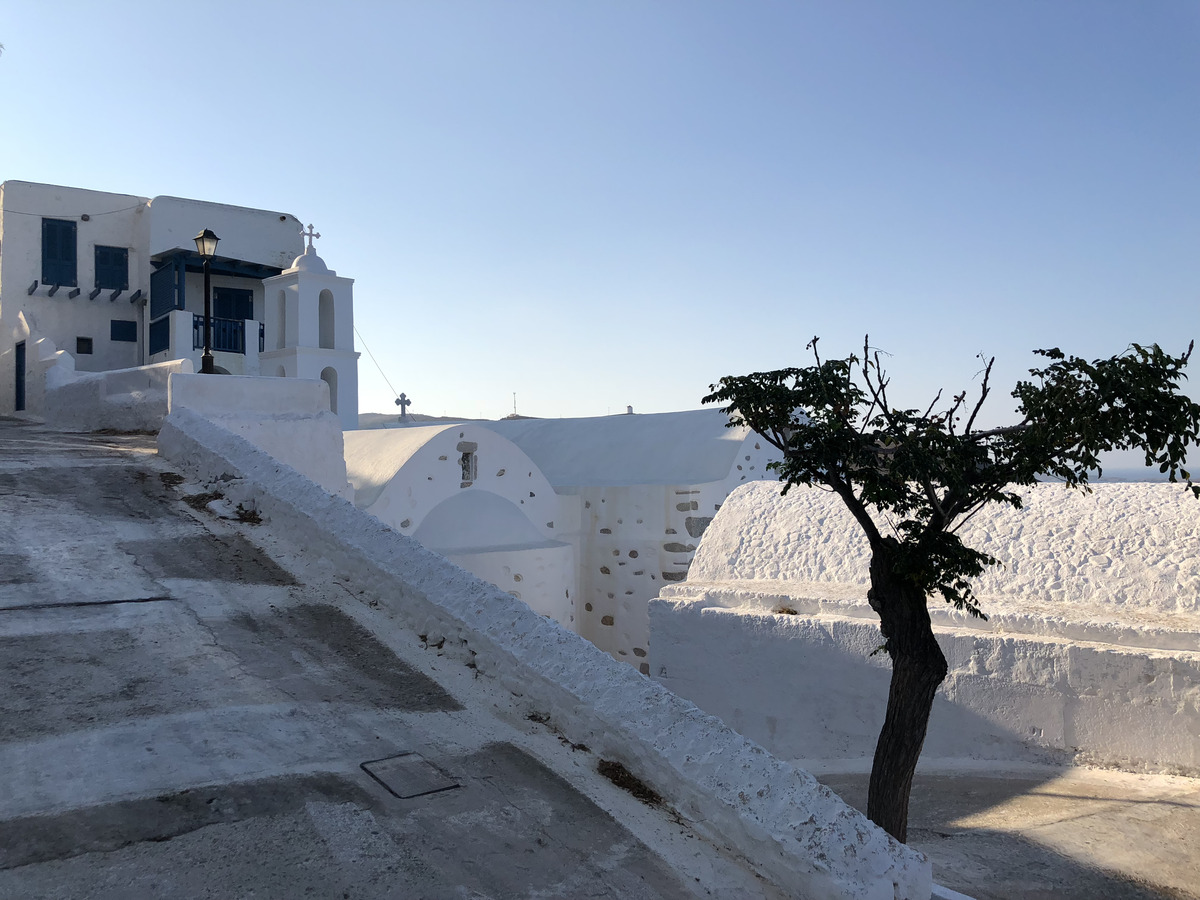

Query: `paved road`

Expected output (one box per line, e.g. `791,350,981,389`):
0,420,779,900
820,767,1200,900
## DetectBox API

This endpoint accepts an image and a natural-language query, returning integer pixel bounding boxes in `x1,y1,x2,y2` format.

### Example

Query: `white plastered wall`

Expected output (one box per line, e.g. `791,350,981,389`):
651,480,1200,774
443,545,575,627
147,196,302,270
166,372,351,500
45,357,193,432
344,426,575,626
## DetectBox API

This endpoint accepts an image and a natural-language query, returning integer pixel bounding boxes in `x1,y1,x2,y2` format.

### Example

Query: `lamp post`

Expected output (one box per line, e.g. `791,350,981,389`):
194,229,219,374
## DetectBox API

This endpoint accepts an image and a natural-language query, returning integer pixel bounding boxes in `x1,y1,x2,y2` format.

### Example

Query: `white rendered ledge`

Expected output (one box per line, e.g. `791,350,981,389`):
660,581,1200,653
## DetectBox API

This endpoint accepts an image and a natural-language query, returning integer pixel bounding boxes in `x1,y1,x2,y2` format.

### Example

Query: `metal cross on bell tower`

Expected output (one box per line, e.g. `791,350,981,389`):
301,224,321,251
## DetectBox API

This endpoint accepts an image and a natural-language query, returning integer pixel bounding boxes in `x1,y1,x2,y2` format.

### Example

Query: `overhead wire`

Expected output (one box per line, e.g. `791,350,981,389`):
354,325,403,403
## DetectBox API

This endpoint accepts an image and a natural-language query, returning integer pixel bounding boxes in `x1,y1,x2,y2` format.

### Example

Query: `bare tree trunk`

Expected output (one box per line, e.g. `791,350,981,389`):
866,550,949,843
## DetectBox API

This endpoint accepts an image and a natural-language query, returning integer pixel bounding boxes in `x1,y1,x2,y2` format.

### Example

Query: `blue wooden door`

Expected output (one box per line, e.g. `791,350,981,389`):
14,341,25,412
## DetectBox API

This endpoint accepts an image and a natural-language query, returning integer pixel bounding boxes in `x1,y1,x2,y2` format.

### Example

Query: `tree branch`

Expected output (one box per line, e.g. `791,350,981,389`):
963,355,995,434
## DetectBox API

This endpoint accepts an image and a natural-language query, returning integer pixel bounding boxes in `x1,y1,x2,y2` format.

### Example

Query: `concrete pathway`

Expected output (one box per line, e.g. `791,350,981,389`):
818,755,1200,899
0,420,780,900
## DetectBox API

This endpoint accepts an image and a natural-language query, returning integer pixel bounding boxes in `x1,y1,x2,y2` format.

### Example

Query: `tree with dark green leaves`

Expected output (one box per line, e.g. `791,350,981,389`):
703,337,1200,843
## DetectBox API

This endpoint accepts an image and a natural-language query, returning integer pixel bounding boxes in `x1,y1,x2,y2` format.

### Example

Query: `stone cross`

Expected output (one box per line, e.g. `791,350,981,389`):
301,224,321,251
396,392,412,422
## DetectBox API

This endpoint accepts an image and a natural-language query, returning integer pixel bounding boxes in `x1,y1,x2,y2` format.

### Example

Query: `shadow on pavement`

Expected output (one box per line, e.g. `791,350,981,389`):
819,772,1200,900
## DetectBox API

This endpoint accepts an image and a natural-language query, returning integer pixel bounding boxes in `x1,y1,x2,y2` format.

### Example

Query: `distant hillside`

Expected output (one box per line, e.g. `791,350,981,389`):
356,412,473,429
356,412,539,430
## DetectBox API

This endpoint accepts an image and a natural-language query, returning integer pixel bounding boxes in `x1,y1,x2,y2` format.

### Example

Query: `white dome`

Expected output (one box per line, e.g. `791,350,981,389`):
289,245,331,274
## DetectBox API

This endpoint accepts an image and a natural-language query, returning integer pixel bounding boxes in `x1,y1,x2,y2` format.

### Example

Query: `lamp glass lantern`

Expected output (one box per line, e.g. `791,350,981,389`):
194,229,219,374
194,229,220,259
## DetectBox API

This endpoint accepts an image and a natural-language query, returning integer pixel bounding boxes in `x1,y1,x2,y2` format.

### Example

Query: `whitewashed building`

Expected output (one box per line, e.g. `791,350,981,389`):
0,180,359,429
347,409,779,670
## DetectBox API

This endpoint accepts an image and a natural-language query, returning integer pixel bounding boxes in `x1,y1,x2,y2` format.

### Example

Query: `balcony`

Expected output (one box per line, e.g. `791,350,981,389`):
191,315,265,354
147,310,263,376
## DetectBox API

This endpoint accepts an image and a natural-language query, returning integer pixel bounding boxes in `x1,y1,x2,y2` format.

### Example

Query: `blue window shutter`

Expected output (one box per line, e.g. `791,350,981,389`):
42,219,78,287
150,261,183,319
110,320,137,343
95,246,129,291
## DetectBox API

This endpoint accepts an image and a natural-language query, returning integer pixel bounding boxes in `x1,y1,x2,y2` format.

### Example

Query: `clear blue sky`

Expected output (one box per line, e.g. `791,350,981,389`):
3,1,1198,427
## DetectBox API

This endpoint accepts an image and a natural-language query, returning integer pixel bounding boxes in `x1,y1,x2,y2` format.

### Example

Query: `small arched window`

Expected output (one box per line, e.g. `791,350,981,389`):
318,289,335,349
320,366,338,414
276,290,287,350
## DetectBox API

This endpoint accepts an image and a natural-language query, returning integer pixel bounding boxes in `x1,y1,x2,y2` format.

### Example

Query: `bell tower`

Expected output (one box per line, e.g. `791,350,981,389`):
260,225,360,430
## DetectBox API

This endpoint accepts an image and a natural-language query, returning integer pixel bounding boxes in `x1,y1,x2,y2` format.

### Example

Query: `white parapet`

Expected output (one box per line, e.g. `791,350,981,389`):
164,373,352,500
651,480,1200,774
44,358,194,433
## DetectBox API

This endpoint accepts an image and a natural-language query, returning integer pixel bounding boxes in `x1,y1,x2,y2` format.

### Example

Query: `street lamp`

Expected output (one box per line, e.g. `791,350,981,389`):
194,229,219,374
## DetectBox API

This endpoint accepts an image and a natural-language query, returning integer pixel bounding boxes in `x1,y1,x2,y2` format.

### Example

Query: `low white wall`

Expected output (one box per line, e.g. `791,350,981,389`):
44,358,193,432
166,373,351,500
156,408,932,900
652,481,1200,775
652,590,1200,773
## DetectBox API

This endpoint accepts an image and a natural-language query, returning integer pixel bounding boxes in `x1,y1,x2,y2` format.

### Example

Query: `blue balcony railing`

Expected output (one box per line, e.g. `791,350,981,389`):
193,315,247,354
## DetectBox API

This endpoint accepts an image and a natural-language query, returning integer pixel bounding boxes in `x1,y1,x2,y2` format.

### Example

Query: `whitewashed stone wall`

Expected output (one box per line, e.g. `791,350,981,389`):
443,544,575,628
44,358,192,432
165,373,351,500
572,436,777,672
652,480,1200,774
